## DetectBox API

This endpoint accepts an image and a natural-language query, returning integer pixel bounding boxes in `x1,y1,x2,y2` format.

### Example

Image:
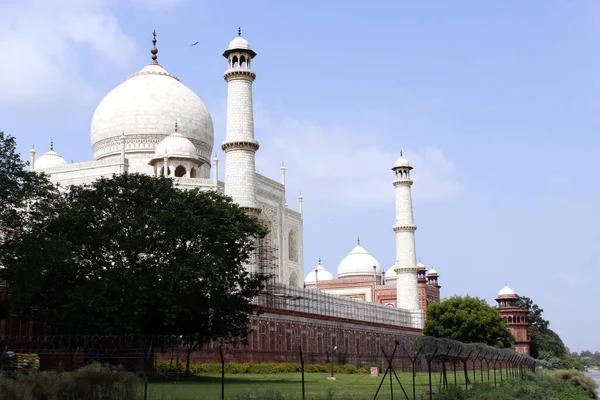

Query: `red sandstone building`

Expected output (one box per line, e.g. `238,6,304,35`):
496,285,531,355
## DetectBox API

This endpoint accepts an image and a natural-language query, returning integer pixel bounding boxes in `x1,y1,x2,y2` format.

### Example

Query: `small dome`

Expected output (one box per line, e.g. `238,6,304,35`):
393,152,411,169
497,285,517,298
337,240,381,278
228,35,251,51
427,268,438,276
305,261,334,284
385,265,397,281
155,129,198,159
417,262,426,270
35,149,67,170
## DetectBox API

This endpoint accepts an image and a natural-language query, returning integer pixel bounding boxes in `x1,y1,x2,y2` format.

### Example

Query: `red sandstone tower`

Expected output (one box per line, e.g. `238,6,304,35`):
495,285,531,355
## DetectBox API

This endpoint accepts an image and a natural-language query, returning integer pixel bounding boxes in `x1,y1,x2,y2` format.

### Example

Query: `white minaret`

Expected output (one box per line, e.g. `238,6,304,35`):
213,153,219,189
222,28,261,215
392,152,420,311
29,146,36,171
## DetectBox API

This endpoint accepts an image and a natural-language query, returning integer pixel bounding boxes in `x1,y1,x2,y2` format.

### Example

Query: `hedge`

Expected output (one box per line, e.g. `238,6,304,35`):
155,360,370,375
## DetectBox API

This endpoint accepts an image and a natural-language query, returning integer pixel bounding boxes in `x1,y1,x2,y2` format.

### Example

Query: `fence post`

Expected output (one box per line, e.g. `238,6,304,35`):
300,345,305,400
219,344,225,400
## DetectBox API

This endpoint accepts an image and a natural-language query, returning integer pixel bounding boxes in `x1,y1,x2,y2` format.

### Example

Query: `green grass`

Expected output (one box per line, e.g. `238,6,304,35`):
145,370,597,400
145,371,471,400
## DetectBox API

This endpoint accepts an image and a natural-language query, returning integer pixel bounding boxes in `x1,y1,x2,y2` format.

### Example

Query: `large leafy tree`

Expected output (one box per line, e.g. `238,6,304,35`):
1,173,269,344
424,295,514,348
0,132,58,319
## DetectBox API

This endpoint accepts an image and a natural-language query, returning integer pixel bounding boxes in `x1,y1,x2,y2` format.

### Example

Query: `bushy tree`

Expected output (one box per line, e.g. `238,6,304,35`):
517,295,583,369
1,173,269,344
424,295,514,348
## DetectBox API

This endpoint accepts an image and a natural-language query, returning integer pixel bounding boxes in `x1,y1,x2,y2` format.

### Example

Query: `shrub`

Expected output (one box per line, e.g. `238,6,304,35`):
0,362,139,400
554,369,598,399
154,360,365,375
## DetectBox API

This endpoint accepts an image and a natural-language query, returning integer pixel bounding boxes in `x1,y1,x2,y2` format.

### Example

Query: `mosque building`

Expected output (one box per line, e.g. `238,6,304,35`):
30,30,438,318
18,30,534,360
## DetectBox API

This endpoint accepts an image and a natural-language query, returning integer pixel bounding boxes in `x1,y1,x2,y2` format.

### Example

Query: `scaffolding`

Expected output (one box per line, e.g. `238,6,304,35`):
256,283,424,330
247,224,423,330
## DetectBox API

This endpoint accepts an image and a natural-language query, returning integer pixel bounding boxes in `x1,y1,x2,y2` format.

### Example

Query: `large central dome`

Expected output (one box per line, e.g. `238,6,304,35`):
90,37,213,165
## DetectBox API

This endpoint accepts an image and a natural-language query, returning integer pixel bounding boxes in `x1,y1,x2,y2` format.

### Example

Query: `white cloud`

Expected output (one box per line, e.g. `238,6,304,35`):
254,110,459,209
130,0,187,6
0,0,136,104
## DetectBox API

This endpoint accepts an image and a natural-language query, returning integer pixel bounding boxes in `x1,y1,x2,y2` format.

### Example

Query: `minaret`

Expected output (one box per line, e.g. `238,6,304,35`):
213,153,219,189
392,152,420,311
222,28,260,215
120,132,127,174
29,146,36,171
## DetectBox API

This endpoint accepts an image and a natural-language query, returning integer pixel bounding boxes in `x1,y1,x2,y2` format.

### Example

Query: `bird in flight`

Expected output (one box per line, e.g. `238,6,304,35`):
191,41,198,46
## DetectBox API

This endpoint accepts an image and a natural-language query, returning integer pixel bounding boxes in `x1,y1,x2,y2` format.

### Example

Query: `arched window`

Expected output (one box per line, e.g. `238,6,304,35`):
232,56,238,68
288,230,298,262
240,55,246,67
190,168,196,178
289,272,298,287
159,167,166,177
174,165,186,177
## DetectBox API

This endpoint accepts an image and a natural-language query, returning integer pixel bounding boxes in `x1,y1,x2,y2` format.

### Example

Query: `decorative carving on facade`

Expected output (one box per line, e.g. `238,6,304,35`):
393,225,417,232
221,140,260,152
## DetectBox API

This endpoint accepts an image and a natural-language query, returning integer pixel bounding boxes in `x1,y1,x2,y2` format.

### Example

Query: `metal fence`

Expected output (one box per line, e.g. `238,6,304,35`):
0,334,549,400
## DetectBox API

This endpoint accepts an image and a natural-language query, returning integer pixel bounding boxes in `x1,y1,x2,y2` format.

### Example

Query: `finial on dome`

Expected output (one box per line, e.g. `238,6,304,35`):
238,26,241,36
318,256,321,265
175,120,179,132
357,236,361,245
50,138,54,151
150,30,159,64
400,150,403,157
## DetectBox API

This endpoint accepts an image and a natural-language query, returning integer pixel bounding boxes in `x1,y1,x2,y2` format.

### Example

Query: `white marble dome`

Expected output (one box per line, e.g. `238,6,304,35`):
427,268,438,276
497,285,517,298
228,35,251,51
337,241,381,278
385,265,397,281
90,61,214,164
393,153,411,169
35,149,67,170
305,261,334,284
155,129,198,159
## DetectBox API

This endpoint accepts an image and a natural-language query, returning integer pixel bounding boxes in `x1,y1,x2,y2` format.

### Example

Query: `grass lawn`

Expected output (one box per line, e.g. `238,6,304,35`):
146,371,473,400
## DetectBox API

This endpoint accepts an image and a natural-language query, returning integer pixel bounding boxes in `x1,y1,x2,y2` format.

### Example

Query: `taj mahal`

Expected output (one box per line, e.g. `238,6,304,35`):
22,30,529,360
29,30,439,316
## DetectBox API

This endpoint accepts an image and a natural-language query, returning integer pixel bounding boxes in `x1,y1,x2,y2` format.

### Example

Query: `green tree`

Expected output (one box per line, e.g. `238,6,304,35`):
1,173,269,347
424,295,514,348
517,295,583,369
0,132,58,239
517,295,549,330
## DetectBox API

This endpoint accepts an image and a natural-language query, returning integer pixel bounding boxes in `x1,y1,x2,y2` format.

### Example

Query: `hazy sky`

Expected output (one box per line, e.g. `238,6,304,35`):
2,0,599,352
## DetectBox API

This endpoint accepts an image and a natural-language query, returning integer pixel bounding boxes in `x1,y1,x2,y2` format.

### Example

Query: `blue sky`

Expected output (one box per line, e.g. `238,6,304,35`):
1,0,599,352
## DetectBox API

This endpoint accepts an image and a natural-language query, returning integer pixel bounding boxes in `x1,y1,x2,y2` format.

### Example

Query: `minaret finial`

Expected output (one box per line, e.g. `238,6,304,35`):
357,236,361,245
318,256,321,265
238,26,241,36
400,150,403,157
50,138,54,151
150,30,158,64
175,120,179,132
